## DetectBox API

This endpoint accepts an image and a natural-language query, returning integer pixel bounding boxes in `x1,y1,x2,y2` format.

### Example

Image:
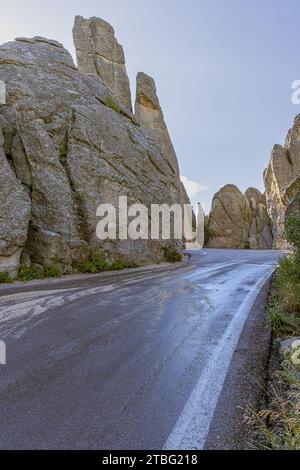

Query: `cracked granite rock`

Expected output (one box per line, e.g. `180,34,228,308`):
205,185,272,249
0,17,185,277
264,115,300,248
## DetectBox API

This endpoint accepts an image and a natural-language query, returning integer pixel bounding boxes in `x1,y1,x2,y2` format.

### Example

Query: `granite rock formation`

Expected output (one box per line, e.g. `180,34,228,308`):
206,185,273,249
285,176,300,222
264,115,300,248
245,187,273,250
0,129,31,277
0,18,186,277
73,16,132,111
135,72,180,180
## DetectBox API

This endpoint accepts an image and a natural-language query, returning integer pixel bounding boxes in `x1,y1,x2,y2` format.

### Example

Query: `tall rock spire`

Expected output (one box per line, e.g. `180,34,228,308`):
73,16,132,111
135,72,180,179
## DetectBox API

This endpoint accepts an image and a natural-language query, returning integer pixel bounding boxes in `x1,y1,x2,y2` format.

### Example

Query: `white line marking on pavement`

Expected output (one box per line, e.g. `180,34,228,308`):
163,267,274,450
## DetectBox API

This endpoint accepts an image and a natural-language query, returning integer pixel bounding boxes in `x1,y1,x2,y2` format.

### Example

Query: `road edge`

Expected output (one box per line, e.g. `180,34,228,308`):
203,274,274,450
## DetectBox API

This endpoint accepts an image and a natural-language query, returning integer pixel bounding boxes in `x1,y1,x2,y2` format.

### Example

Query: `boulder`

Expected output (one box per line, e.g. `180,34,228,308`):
206,185,272,249
206,185,252,249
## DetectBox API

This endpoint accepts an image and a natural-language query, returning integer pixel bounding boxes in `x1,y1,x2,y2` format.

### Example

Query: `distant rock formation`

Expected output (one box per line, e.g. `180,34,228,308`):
245,187,273,250
205,185,272,249
206,185,252,249
0,17,187,277
264,115,300,248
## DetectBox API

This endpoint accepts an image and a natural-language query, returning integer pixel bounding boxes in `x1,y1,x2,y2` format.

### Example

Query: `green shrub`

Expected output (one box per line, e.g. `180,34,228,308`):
163,247,183,263
111,260,126,271
110,259,139,270
43,264,61,278
267,305,300,336
18,265,45,281
18,264,61,281
285,215,300,255
73,253,109,274
0,272,12,284
267,214,300,336
105,96,121,114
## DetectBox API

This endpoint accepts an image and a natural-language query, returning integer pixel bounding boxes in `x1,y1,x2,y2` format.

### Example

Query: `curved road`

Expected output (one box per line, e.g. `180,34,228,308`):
0,249,282,450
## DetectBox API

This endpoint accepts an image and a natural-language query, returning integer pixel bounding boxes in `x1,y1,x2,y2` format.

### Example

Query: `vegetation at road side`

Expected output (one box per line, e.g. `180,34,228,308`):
0,272,13,283
163,247,183,263
267,215,300,337
245,357,300,450
73,252,140,274
73,253,109,274
2,248,183,284
18,264,61,282
105,96,121,114
246,214,300,450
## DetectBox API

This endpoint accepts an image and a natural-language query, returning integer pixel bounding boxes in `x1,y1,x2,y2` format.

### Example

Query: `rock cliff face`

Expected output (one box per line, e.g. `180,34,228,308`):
264,115,300,248
285,176,300,222
245,187,273,250
206,185,272,249
0,17,186,277
0,129,31,276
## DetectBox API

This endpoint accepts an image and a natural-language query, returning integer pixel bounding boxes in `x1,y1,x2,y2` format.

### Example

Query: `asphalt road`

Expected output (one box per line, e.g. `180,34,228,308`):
0,249,282,450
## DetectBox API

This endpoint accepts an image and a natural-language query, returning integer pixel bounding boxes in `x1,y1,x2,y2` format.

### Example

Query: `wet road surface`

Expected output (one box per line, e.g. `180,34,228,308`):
0,249,282,449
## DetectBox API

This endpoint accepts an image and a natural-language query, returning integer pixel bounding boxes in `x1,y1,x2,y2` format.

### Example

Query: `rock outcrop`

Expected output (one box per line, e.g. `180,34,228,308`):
0,18,185,277
285,176,300,221
206,185,272,249
206,185,252,249
245,188,273,250
264,115,300,248
73,16,132,111
0,129,31,276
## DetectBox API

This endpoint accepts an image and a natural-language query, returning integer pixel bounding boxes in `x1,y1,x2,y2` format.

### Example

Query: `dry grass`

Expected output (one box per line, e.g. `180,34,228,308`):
244,359,300,450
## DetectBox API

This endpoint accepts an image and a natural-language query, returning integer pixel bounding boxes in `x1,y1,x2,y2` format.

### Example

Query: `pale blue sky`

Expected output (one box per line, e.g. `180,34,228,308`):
1,0,299,211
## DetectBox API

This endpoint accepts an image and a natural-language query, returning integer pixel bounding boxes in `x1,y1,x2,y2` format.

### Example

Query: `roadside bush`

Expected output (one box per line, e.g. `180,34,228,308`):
18,264,61,281
267,304,300,336
163,247,182,263
73,253,109,274
267,214,300,336
18,265,45,281
43,264,61,278
285,215,300,258
110,259,139,270
0,272,12,284
111,260,127,271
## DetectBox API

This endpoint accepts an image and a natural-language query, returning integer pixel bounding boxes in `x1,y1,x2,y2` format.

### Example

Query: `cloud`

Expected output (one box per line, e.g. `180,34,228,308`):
180,175,208,203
